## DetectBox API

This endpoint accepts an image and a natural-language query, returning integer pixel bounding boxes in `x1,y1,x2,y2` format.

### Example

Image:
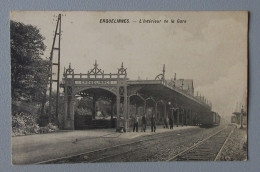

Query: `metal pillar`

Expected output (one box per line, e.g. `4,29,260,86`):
190,111,193,125
111,100,115,120
172,109,175,125
182,110,184,127
123,86,128,130
127,98,130,117
144,100,147,114
127,96,130,129
92,94,97,119
164,103,167,119
64,94,74,130
171,108,174,127
194,112,196,125
240,113,243,128
195,113,197,125
191,111,194,125
195,112,197,125
116,88,120,129
193,112,195,125
240,106,244,129
155,102,158,119
197,112,199,125
70,97,75,129
177,108,179,127
63,88,68,128
185,109,188,126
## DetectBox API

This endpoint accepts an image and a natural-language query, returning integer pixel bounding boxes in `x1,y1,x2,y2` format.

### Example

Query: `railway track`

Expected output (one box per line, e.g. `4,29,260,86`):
36,127,204,164
36,126,231,164
166,126,234,161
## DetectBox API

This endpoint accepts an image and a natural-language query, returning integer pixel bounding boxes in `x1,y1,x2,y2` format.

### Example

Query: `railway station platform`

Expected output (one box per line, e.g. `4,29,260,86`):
12,125,197,164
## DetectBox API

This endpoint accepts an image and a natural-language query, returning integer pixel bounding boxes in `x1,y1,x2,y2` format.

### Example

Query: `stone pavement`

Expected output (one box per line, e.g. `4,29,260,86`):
12,125,197,164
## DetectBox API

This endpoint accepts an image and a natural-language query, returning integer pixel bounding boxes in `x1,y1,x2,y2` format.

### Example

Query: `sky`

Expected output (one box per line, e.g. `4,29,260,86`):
10,11,248,120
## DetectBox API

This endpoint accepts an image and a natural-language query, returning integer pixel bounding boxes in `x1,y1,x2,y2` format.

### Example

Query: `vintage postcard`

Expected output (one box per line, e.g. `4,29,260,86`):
10,11,248,164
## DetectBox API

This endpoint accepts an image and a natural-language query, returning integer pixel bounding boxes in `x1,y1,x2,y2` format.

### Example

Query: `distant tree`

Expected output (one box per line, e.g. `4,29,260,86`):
10,20,48,104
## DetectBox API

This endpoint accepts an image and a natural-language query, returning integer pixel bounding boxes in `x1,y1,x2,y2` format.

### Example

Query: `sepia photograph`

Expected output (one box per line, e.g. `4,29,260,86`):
10,11,248,164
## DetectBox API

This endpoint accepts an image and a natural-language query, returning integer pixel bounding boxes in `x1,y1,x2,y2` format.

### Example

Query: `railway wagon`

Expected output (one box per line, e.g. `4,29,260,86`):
231,115,237,123
199,111,220,127
215,113,220,125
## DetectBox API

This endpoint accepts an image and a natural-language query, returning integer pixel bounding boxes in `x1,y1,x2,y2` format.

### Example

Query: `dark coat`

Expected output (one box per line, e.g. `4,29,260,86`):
169,117,173,124
142,116,147,124
151,117,156,125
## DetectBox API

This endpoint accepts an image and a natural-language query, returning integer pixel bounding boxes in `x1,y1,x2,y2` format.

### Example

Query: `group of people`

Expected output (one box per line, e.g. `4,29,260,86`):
133,114,175,132
132,114,156,132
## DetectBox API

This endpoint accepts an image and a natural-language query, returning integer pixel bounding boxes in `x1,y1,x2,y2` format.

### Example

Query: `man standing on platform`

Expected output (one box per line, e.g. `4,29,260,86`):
164,116,169,129
133,114,139,132
151,115,156,132
169,116,173,129
142,114,147,132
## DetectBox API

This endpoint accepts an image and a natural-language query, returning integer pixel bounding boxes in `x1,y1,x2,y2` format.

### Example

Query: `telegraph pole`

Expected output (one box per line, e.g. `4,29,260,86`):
49,14,62,125
240,105,244,129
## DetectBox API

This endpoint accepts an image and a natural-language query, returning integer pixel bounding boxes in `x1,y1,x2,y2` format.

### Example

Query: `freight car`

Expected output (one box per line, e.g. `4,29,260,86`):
199,111,220,127
231,115,237,123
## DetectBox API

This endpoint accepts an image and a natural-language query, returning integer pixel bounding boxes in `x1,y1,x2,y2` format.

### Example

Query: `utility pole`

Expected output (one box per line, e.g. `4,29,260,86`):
48,14,62,125
240,105,244,129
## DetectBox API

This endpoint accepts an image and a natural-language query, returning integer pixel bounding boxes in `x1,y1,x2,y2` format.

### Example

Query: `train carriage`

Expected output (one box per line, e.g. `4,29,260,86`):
199,111,220,127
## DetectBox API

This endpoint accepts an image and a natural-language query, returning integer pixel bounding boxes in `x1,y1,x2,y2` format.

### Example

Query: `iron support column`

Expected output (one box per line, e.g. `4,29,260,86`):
182,109,184,127
240,113,243,129
190,111,193,125
177,108,179,127
92,94,97,119
171,108,174,127
63,89,68,129
191,111,193,125
144,100,146,114
164,103,167,119
111,100,115,120
155,102,158,119
116,87,120,130
123,86,128,130
64,94,74,130
127,96,130,129
185,109,188,126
